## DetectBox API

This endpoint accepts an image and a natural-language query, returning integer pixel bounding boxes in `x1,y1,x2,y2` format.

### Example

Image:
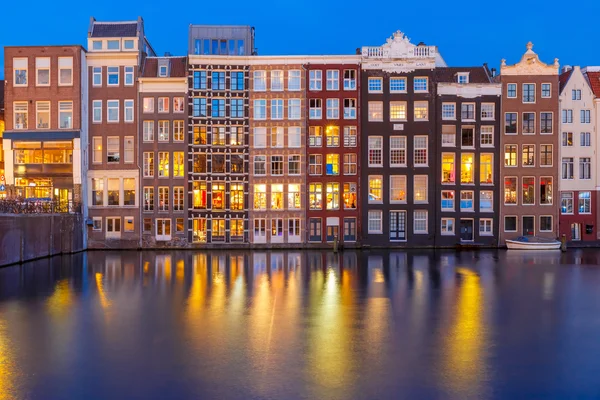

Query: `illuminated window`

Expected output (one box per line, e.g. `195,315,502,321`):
231,183,244,210
271,219,284,241
212,154,225,173
193,154,206,173
368,176,383,204
522,145,535,167
158,152,169,177
230,126,244,146
143,98,154,113
212,126,226,145
172,152,184,178
212,183,225,210
194,126,207,145
326,183,340,210
504,145,517,167
540,177,553,205
231,219,244,241
504,177,517,205
480,154,493,184
92,178,104,206
254,184,267,210
414,175,428,203
212,219,226,242
288,184,301,209
193,182,207,209
368,101,383,121
343,183,357,209
193,218,207,243
390,101,407,121
123,178,135,206
390,175,406,203
460,154,474,184
270,127,284,148
231,154,244,174
309,126,322,147
326,154,339,175
522,177,535,205
414,102,428,121
309,183,322,210
271,184,284,210
441,153,455,183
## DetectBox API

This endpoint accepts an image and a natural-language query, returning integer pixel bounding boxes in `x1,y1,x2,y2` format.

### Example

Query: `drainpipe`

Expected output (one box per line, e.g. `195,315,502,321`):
137,77,143,249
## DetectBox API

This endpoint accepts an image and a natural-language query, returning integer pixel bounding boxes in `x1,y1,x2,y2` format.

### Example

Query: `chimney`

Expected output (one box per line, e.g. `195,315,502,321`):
164,52,172,57
491,68,497,77
562,65,572,73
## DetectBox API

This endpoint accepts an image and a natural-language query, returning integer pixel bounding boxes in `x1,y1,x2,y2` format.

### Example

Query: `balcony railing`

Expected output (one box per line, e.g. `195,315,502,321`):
0,199,81,214
361,46,436,59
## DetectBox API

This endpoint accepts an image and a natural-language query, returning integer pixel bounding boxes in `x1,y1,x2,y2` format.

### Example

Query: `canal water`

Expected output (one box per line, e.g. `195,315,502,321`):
1,250,600,399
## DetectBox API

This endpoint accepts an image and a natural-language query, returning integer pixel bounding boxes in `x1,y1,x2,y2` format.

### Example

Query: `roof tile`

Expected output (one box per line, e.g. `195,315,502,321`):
559,70,573,92
91,23,138,38
586,71,600,97
435,67,491,84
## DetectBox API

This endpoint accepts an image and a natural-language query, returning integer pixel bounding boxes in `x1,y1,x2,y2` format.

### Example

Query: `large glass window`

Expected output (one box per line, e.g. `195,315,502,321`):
414,175,428,203
343,183,357,209
326,183,340,210
107,178,120,206
441,153,455,184
193,182,207,209
504,177,517,205
460,154,474,184
231,183,244,210
212,183,225,210
540,177,553,205
368,176,383,203
309,183,322,210
288,184,301,209
480,154,493,184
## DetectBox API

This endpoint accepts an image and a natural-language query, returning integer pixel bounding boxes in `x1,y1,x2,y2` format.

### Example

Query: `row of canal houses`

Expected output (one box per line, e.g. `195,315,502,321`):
1,18,599,248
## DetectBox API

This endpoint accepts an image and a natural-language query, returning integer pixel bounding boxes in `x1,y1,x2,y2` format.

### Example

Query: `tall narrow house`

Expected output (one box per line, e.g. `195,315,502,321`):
305,56,361,245
188,25,252,245
139,56,188,246
2,45,87,210
360,31,446,247
249,57,306,246
499,43,559,244
86,17,155,248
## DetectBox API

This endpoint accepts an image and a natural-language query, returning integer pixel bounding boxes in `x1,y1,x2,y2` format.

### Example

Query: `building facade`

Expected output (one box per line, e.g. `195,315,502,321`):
2,45,87,208
499,43,559,243
435,66,502,246
249,59,306,246
558,66,597,243
305,57,361,245
360,31,446,247
585,68,600,241
188,25,253,245
0,80,5,198
139,56,188,247
86,17,155,248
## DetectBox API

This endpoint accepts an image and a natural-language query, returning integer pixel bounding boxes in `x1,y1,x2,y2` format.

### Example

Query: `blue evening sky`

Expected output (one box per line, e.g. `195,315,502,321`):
1,0,599,80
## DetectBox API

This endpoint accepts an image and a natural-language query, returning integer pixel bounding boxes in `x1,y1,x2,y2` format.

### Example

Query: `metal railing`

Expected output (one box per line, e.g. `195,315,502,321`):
0,198,81,214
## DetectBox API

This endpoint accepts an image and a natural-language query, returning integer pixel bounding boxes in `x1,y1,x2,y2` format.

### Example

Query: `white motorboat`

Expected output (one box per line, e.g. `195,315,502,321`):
505,236,562,250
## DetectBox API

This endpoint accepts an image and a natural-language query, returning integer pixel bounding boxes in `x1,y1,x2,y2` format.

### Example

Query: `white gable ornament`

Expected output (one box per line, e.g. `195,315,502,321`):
500,42,559,76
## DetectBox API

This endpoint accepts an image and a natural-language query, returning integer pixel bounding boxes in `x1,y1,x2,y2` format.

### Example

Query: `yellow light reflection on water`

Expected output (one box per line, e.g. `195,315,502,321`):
46,280,73,317
441,268,488,397
95,273,111,310
0,318,17,400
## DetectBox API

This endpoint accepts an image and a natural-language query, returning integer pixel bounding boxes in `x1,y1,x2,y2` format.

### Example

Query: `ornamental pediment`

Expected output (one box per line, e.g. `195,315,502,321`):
362,30,437,61
501,42,559,76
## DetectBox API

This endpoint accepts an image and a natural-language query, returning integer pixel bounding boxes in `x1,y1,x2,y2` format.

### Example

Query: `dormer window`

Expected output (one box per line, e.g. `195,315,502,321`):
107,40,120,50
92,41,102,50
457,73,469,84
124,40,134,50
159,65,168,77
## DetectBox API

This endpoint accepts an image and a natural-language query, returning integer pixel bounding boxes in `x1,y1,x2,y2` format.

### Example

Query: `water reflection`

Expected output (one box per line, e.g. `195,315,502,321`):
1,250,600,399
